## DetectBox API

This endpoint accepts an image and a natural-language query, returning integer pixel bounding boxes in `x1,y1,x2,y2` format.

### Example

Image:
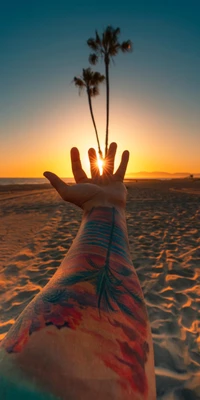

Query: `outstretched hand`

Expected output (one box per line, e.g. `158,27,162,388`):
43,142,129,211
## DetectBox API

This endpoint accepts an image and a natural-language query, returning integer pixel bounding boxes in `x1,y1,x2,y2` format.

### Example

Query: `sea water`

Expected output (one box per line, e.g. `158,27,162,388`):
0,178,74,186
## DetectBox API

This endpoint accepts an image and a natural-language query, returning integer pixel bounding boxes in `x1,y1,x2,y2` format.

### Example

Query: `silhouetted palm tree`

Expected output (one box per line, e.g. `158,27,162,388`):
73,68,105,159
87,26,132,156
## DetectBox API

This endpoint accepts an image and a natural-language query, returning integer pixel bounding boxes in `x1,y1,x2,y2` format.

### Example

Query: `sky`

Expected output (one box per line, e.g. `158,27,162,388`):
0,0,200,178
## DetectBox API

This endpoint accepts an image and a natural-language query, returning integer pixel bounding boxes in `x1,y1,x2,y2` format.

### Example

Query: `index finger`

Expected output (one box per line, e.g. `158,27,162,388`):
71,147,88,183
114,150,129,181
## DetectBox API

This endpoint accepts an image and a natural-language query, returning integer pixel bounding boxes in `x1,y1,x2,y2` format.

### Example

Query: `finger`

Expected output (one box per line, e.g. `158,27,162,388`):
88,148,100,179
71,147,88,183
43,171,85,207
103,142,117,176
43,171,69,200
114,150,130,181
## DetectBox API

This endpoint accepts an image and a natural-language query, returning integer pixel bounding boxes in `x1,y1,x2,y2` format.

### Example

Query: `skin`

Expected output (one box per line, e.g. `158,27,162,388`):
0,143,156,399
43,142,130,211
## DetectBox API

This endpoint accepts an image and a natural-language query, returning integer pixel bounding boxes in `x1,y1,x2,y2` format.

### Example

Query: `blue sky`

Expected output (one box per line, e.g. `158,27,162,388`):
0,0,200,176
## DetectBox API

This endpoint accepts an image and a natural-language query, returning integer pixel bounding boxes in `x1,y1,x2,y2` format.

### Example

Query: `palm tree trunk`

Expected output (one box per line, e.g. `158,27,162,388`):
105,57,109,157
87,89,102,158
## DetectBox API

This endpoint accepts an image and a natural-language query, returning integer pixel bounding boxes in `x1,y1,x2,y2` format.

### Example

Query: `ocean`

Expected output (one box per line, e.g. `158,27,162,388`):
0,177,194,186
0,178,75,186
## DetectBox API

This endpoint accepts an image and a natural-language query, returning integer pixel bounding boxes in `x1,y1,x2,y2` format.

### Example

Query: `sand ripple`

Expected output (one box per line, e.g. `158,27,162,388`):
126,184,200,399
0,182,200,399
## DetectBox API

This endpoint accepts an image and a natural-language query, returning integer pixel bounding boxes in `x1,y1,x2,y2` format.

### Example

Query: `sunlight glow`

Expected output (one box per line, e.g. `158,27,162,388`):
1,97,199,178
97,158,104,175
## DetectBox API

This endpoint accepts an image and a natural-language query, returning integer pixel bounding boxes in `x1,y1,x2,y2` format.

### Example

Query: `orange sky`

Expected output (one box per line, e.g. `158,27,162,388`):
1,93,199,178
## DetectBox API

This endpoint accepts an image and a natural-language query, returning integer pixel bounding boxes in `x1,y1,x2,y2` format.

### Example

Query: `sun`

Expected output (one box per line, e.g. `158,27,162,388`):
97,158,104,175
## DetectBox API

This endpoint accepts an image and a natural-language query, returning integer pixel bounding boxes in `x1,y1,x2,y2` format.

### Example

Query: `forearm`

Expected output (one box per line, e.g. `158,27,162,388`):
62,206,155,399
45,205,155,398
0,206,155,399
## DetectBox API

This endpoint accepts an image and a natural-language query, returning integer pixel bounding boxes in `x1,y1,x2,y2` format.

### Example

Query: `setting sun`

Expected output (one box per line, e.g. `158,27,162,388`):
97,158,104,175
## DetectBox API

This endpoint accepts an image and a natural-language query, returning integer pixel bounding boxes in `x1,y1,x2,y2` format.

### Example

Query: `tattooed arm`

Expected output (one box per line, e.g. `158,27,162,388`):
0,143,156,400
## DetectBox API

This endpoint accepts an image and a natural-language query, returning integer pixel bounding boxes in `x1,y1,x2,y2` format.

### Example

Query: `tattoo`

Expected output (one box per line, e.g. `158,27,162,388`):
1,207,149,397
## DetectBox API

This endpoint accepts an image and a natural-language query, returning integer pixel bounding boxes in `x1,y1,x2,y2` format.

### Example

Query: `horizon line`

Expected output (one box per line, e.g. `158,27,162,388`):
1,172,200,179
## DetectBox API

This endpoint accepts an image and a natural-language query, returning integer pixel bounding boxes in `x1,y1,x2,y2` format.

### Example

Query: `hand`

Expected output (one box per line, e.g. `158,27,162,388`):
43,142,129,212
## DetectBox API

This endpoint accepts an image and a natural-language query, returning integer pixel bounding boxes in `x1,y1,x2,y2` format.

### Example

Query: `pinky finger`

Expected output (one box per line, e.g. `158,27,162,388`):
114,150,129,181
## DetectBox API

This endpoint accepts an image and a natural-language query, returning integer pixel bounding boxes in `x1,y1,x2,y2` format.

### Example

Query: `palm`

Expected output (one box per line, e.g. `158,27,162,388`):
73,68,105,97
87,26,132,63
73,68,105,159
44,143,129,211
87,26,132,156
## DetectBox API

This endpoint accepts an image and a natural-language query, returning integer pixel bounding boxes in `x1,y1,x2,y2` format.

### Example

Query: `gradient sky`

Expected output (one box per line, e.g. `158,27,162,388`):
0,0,200,177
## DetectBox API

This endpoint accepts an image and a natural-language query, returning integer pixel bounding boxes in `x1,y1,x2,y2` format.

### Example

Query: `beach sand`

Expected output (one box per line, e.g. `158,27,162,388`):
0,180,200,399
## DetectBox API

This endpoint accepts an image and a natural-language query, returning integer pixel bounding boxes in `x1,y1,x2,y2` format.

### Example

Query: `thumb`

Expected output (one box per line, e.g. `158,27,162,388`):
43,171,69,200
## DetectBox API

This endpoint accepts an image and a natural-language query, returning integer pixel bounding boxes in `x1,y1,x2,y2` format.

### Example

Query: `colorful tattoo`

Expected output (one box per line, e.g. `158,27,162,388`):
1,207,149,397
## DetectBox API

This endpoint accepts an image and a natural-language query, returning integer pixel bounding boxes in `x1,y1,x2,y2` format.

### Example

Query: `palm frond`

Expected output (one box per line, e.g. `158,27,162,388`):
92,71,105,83
104,26,112,47
121,40,133,53
73,76,85,95
89,53,99,65
82,67,93,85
104,26,120,48
95,30,101,45
87,38,99,51
109,43,121,56
80,68,105,91
91,86,99,97
102,32,107,50
73,76,85,87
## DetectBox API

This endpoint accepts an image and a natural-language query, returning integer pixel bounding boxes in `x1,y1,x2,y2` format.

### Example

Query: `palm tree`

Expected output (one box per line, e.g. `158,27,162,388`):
73,68,105,159
87,26,132,156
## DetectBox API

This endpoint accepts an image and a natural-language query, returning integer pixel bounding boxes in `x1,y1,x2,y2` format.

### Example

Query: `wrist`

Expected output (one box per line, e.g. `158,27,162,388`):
83,201,126,218
75,206,130,260
64,205,131,267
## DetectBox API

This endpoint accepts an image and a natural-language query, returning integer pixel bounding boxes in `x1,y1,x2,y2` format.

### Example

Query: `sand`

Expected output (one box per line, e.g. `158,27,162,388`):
0,180,200,399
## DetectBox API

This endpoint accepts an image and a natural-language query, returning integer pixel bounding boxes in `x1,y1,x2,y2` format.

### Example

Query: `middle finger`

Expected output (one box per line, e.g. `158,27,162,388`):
103,142,117,177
